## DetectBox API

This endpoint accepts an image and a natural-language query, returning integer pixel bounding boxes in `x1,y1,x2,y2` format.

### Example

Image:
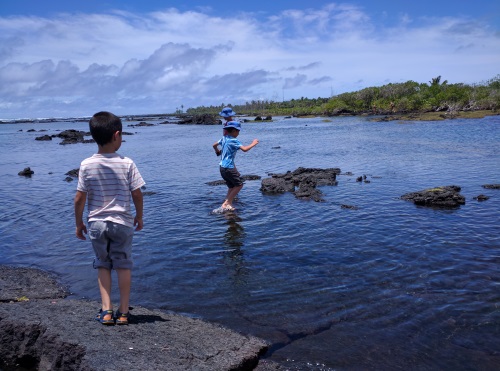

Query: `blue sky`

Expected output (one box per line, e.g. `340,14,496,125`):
1,1,499,119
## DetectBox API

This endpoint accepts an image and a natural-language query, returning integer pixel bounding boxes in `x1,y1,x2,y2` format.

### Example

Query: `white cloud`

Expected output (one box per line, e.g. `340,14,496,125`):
0,4,499,118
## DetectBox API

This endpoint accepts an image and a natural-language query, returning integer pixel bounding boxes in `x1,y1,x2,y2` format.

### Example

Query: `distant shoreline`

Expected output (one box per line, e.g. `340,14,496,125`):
1,109,498,125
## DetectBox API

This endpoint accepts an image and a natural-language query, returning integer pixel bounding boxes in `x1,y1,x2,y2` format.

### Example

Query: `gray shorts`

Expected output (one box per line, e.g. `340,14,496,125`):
88,221,134,270
220,166,243,188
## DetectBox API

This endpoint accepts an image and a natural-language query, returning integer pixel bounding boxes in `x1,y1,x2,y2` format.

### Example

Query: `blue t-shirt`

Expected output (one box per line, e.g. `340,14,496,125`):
218,135,241,168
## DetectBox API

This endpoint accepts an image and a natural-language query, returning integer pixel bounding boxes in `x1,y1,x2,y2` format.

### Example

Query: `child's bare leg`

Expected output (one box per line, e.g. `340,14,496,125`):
97,268,113,320
224,185,243,208
116,268,131,314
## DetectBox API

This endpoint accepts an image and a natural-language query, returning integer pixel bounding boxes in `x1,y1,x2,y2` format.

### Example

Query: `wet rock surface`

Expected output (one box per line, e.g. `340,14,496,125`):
260,167,340,202
400,185,466,208
0,266,272,371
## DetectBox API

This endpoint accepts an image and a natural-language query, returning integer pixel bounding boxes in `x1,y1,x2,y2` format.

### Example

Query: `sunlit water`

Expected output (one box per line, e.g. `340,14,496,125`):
1,116,499,370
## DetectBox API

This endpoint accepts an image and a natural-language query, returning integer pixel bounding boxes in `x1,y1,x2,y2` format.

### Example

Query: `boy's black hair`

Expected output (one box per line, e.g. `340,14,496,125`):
226,127,239,134
89,111,122,146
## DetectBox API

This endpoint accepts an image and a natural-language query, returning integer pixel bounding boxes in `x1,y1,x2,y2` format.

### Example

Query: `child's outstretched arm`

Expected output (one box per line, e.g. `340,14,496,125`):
240,139,259,152
131,188,144,231
212,142,221,156
74,190,87,240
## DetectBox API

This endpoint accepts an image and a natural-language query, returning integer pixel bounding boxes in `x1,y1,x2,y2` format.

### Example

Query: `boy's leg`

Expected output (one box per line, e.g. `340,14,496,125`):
116,268,131,314
97,268,113,320
226,185,243,207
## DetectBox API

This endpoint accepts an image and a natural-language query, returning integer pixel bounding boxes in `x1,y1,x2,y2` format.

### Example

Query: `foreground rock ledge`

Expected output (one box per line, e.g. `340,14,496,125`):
0,266,271,371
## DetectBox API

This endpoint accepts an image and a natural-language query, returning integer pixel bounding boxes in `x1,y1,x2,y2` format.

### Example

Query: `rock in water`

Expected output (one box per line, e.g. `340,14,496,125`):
401,185,465,208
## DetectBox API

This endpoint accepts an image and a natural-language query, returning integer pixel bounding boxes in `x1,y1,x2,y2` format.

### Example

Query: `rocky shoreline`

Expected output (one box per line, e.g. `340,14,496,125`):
0,265,282,371
3,109,498,125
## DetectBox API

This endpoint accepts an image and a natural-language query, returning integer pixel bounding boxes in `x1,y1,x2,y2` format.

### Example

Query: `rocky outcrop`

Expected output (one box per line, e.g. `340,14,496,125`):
0,266,270,371
400,185,466,208
57,130,95,145
260,167,340,202
177,114,219,125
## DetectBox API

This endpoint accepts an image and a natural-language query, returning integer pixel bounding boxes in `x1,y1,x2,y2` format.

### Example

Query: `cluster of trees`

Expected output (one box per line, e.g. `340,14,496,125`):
185,75,500,116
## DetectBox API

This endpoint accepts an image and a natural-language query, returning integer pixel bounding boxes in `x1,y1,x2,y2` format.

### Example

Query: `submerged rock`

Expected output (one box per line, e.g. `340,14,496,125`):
473,194,489,201
401,185,465,208
260,167,340,202
482,184,500,190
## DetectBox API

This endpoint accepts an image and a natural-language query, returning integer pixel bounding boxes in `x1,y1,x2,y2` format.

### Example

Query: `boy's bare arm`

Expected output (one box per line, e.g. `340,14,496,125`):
240,139,259,152
213,142,221,156
131,188,144,231
74,190,87,240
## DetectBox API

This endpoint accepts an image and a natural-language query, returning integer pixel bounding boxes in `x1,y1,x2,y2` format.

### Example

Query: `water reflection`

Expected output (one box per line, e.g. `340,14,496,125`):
223,213,245,248
221,213,248,288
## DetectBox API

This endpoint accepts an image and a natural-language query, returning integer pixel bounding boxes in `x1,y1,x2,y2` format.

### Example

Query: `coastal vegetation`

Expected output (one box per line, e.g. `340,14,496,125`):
186,75,500,117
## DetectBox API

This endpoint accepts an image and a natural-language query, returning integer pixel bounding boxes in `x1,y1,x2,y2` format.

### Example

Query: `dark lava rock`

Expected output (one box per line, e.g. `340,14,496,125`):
242,175,262,181
341,204,359,210
18,167,34,177
0,266,268,371
401,185,466,208
35,134,52,141
127,121,155,128
260,167,340,202
177,114,219,125
482,184,500,189
473,194,490,201
206,174,262,186
56,130,94,145
65,169,79,178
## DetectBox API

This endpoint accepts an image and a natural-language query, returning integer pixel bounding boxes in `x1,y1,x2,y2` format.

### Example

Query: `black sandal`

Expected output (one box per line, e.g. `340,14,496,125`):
115,310,129,325
95,309,115,325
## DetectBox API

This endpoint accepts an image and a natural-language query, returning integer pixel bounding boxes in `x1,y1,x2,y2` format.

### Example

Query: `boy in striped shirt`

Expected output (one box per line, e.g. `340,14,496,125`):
74,111,145,325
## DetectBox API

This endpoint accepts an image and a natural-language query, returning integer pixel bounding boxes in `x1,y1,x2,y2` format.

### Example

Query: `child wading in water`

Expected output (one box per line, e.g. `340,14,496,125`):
213,121,259,211
74,111,145,325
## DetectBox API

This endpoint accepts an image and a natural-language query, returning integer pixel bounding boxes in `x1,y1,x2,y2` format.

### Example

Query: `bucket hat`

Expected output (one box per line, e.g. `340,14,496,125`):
224,121,241,131
219,107,236,118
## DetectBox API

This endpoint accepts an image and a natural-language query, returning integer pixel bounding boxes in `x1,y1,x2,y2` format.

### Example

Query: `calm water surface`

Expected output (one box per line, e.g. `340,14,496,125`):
1,116,499,370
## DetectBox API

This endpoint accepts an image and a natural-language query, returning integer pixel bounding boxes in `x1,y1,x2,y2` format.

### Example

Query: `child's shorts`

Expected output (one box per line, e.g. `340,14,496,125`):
220,166,243,188
88,220,134,270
